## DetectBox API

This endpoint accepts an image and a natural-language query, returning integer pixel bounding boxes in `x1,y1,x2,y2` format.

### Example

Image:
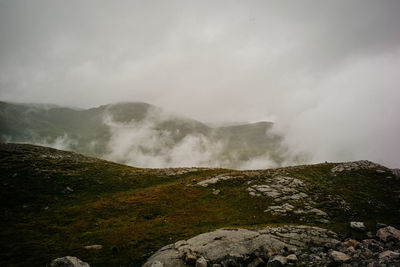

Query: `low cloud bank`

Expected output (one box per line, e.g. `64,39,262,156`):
101,108,295,169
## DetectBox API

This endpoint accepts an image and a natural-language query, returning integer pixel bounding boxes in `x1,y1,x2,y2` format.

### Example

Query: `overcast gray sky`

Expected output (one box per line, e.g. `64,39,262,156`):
1,0,400,167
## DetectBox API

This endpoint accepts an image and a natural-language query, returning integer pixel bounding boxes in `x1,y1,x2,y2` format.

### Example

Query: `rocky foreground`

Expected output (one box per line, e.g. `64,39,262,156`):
53,224,400,267
142,224,400,267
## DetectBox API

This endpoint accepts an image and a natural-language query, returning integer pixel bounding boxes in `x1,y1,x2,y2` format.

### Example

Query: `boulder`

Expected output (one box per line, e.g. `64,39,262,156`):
350,221,366,231
142,226,342,267
50,256,90,267
376,226,400,242
195,257,208,267
329,251,351,263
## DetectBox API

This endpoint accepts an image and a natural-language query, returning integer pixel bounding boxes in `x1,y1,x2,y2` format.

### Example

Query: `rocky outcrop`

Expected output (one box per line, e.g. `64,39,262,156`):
50,256,90,267
331,160,385,173
143,225,339,266
197,173,242,187
391,168,400,178
143,225,400,267
247,176,330,223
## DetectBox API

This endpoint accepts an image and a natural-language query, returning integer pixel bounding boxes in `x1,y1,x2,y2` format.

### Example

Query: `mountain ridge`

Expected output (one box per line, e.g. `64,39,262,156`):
0,101,297,169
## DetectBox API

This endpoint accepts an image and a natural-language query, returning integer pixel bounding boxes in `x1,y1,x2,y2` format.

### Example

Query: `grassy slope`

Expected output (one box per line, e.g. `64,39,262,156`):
0,143,399,266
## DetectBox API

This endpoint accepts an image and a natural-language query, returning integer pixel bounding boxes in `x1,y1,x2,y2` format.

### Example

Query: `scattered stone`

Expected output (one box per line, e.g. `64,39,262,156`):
50,256,90,267
84,245,102,250
66,186,74,192
264,203,294,215
286,254,298,263
378,250,400,259
267,255,287,267
212,189,221,195
343,239,360,248
350,221,366,231
197,174,238,187
376,226,400,242
347,246,355,253
309,208,328,217
330,250,351,263
195,256,207,267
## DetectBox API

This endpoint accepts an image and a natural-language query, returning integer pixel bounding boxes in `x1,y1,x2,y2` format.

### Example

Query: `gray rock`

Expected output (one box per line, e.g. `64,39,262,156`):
330,250,351,263
212,189,221,195
267,255,287,267
309,208,328,217
286,254,298,263
143,226,342,267
197,174,237,187
379,250,400,259
350,221,366,231
65,186,74,192
195,256,208,267
376,226,400,242
343,239,360,248
331,160,383,173
50,256,90,267
83,245,102,250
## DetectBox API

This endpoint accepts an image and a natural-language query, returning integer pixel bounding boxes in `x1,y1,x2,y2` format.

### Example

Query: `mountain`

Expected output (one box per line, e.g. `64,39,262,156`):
0,101,298,168
1,143,400,266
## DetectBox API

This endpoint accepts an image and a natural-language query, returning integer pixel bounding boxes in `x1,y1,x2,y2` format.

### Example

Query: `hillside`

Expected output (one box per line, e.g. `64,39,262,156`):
0,101,296,169
1,143,400,266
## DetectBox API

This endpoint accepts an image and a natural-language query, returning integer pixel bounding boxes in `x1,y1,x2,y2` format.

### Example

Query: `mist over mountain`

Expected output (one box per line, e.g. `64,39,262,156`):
0,101,302,169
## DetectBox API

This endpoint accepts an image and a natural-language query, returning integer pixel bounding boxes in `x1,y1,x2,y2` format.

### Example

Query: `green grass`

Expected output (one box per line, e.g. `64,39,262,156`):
1,144,400,266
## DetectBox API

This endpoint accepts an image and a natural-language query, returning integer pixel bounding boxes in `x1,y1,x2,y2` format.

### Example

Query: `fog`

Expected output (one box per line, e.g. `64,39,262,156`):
1,1,400,167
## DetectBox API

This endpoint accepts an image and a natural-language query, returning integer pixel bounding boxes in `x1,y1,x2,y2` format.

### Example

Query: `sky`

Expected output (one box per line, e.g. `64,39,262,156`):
1,0,400,167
